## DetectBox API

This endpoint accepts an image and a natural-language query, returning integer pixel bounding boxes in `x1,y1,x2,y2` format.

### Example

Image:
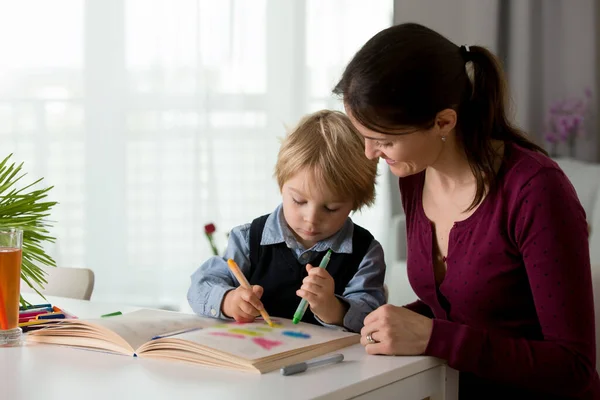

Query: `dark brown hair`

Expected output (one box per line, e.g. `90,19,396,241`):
334,22,546,210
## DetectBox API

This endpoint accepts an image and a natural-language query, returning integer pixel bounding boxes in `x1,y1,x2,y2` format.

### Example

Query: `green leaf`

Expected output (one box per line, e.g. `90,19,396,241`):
0,155,58,306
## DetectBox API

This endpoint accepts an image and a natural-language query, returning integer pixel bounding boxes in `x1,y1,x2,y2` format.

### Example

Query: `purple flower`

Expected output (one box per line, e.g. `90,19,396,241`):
544,89,592,148
557,123,569,140
545,133,559,144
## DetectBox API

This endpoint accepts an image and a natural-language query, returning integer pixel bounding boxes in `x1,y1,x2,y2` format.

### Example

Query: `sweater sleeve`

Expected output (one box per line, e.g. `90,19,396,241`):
424,168,597,396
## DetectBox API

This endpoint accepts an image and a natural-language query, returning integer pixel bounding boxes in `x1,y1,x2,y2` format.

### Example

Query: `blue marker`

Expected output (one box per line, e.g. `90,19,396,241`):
151,327,203,340
292,249,332,324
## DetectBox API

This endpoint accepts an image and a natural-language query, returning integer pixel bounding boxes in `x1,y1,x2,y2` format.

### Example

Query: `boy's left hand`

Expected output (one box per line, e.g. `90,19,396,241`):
296,264,346,325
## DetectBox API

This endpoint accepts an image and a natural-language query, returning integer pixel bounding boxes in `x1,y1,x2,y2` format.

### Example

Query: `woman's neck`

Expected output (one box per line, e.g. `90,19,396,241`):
426,137,475,191
425,137,505,192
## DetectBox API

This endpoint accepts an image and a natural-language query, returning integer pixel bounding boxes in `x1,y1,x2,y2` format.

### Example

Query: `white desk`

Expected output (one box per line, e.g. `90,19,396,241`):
2,295,458,400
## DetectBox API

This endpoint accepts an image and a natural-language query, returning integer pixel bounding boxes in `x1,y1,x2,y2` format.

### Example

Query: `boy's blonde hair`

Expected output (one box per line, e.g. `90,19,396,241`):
274,110,378,211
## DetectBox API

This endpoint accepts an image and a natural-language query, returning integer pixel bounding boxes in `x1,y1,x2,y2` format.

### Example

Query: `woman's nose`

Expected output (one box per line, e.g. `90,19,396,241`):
364,140,380,160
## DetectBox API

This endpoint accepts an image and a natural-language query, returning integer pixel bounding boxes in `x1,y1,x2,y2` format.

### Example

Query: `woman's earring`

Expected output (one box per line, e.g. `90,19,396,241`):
441,136,447,142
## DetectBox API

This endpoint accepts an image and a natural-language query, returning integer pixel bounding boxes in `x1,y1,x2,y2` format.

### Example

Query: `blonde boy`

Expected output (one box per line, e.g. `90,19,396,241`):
187,110,386,332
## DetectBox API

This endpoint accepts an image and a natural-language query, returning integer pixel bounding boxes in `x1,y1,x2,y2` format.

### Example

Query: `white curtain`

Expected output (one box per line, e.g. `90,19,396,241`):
503,0,598,162
0,0,393,310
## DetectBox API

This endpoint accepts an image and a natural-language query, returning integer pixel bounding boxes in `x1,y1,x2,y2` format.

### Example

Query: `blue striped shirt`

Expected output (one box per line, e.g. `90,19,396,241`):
187,204,386,332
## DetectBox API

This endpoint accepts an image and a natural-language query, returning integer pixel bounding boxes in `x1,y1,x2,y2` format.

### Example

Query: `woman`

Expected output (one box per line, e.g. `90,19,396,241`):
334,22,600,399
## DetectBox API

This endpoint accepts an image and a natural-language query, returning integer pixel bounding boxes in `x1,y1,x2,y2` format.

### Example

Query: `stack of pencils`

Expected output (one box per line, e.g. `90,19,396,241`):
18,303,77,332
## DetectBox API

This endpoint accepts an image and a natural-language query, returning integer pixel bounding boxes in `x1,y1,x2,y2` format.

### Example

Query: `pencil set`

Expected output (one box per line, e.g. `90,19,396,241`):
18,303,77,332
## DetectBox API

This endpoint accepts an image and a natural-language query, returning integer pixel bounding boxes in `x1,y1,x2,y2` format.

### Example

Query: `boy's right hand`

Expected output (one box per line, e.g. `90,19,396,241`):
221,285,265,323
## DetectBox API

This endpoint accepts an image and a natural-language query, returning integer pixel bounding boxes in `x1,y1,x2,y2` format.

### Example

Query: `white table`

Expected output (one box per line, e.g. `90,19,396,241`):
2,295,458,400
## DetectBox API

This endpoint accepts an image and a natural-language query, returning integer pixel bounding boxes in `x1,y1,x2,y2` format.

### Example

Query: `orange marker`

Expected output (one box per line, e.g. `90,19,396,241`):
226,259,274,327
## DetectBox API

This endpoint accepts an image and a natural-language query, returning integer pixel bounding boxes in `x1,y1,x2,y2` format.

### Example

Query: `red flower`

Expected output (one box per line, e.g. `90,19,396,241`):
204,223,216,235
204,223,220,256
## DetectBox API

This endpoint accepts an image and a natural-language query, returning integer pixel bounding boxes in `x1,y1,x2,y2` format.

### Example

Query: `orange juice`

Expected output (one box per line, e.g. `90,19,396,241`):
0,248,22,330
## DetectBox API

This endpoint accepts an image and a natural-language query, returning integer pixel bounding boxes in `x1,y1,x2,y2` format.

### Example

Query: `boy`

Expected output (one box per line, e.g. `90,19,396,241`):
187,110,386,333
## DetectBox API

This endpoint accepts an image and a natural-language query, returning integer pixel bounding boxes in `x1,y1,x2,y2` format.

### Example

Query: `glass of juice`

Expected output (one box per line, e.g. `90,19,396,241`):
0,228,23,346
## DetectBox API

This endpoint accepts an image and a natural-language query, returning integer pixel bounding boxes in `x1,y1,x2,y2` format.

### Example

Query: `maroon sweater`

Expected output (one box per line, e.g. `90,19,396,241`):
400,143,600,399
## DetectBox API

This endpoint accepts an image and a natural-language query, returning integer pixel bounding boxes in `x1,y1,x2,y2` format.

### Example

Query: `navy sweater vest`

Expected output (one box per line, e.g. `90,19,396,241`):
248,213,373,326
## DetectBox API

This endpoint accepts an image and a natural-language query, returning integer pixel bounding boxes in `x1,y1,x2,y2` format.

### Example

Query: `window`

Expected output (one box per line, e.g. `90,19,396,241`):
0,0,393,310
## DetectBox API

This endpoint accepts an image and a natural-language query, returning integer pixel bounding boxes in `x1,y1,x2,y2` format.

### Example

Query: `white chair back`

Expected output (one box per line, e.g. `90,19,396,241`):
21,267,95,300
591,264,600,374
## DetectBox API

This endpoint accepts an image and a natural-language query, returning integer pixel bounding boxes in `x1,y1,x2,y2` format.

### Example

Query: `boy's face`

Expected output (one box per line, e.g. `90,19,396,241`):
281,168,354,249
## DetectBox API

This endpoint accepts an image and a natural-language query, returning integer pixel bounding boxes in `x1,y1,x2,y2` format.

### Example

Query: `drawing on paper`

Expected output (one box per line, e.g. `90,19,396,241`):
209,332,245,339
203,319,317,352
281,330,311,339
228,328,263,337
252,337,283,350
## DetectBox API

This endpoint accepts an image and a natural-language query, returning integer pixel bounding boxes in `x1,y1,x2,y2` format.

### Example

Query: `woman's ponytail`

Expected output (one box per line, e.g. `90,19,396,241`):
457,45,547,209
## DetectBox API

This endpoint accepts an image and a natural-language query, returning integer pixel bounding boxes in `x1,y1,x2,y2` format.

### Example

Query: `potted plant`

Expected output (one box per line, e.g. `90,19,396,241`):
0,154,57,306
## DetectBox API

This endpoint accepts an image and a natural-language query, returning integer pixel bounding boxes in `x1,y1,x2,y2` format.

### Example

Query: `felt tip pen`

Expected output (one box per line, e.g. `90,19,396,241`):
19,303,52,311
280,353,344,376
101,311,122,318
292,249,332,324
151,327,203,340
227,259,274,327
19,309,52,319
19,307,53,315
36,313,66,320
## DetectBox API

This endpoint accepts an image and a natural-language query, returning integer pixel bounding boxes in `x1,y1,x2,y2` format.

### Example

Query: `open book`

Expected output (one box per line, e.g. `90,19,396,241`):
26,309,360,373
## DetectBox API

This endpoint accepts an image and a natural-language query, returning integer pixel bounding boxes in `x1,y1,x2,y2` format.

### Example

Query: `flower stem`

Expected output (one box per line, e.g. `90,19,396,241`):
205,233,219,256
569,135,576,158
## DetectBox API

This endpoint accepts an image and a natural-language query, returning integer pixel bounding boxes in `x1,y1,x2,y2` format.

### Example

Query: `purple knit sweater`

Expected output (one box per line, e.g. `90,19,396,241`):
400,143,600,399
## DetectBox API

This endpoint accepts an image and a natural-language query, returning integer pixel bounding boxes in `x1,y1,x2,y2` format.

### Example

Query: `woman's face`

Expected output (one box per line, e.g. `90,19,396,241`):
345,106,455,178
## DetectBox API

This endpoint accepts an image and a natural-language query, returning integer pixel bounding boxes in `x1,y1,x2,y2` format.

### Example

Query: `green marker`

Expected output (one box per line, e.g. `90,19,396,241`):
101,311,122,318
293,249,333,324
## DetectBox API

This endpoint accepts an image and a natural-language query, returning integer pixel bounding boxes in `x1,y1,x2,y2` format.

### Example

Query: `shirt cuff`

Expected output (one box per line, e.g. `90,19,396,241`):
341,296,368,333
311,295,351,331
314,314,347,331
203,285,235,319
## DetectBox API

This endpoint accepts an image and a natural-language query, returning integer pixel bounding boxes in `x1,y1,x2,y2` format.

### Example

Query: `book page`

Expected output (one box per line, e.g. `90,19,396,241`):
86,309,219,350
169,317,357,361
28,309,218,353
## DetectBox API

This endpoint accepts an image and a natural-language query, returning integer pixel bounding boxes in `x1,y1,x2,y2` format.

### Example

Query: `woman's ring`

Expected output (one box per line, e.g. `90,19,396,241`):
366,332,377,344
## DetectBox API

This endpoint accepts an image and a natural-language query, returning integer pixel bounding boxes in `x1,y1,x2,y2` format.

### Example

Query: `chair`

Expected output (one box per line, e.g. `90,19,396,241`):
21,267,95,300
590,264,600,375
556,159,600,373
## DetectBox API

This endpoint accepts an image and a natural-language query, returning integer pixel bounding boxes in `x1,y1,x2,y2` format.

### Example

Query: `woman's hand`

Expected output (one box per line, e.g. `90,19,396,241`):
360,304,433,355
